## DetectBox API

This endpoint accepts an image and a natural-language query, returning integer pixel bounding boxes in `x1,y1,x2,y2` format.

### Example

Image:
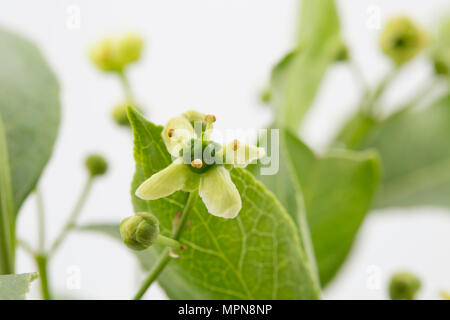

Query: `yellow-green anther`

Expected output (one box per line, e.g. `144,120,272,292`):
379,16,428,66
389,271,421,300
117,32,143,66
199,166,241,219
85,154,108,177
162,116,195,156
191,159,203,169
120,212,160,251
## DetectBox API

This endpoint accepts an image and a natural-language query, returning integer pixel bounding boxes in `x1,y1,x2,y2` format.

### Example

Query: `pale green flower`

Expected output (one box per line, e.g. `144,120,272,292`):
135,111,265,219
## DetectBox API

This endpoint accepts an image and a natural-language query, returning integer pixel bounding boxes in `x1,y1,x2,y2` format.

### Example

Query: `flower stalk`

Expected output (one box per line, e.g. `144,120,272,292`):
133,190,198,300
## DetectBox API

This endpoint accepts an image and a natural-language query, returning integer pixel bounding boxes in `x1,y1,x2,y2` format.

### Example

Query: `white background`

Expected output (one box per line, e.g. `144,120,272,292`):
0,0,449,299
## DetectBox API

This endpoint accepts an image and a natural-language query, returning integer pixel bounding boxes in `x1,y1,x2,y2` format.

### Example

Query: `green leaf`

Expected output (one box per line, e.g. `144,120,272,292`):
0,28,60,274
253,131,380,286
126,107,320,299
0,273,38,300
282,131,380,285
0,28,60,212
336,94,450,209
269,0,341,132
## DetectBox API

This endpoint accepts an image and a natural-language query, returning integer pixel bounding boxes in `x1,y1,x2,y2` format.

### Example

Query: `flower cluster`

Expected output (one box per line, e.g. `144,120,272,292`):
135,110,265,219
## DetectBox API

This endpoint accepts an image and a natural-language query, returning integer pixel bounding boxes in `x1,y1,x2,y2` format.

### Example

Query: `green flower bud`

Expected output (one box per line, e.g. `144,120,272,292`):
112,104,130,126
380,17,428,66
117,33,143,66
260,87,271,104
389,271,421,300
85,154,108,177
89,38,122,72
120,212,159,251
335,41,349,62
89,33,143,73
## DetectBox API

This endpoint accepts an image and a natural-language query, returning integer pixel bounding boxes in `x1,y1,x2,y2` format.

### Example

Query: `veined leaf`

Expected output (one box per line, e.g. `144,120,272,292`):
254,131,380,286
269,0,341,132
336,94,450,209
127,107,320,299
0,28,60,274
0,28,60,212
0,273,37,300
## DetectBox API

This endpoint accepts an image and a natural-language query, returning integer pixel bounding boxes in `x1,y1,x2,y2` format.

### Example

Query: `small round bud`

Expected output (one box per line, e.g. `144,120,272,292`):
111,104,130,126
389,271,421,300
89,38,122,72
89,33,143,73
335,41,349,62
85,154,108,177
120,212,160,251
379,16,428,66
117,33,143,66
260,87,271,104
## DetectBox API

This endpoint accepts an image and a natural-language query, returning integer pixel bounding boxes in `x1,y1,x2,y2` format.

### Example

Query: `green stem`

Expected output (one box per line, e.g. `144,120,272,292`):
118,70,136,106
35,188,46,253
361,67,399,116
0,112,15,274
349,57,369,94
35,254,51,300
49,176,94,256
155,235,181,249
133,190,198,300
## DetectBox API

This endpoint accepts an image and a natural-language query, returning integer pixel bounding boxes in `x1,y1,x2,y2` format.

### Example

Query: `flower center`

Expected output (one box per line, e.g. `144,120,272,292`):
180,139,221,174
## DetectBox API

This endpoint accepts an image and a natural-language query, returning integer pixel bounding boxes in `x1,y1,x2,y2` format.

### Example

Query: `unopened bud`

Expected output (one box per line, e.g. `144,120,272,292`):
85,154,108,177
389,271,421,300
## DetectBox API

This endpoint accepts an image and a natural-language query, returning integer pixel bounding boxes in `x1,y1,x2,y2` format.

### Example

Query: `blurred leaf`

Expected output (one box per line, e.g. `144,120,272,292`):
0,28,60,274
254,131,380,286
0,28,60,212
432,18,450,76
269,0,341,132
282,131,380,285
125,107,320,299
0,273,37,300
335,94,450,209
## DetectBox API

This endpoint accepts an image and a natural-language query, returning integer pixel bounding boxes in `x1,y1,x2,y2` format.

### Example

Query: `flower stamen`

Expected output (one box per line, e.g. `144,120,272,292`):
204,114,216,123
191,159,203,169
233,139,240,151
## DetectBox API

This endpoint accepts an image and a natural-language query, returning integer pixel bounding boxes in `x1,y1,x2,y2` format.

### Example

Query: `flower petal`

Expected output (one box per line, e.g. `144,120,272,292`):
199,166,241,219
136,159,194,200
162,117,194,156
221,141,265,168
